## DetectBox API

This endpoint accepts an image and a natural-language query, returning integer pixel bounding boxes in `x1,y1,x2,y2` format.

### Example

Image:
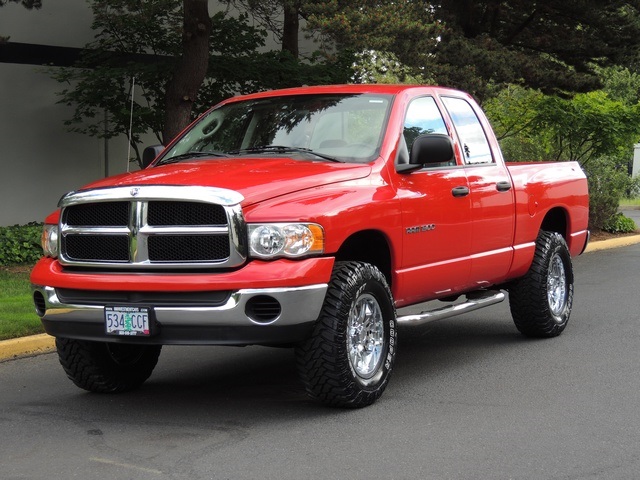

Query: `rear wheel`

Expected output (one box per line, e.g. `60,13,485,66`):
56,338,161,393
508,231,574,337
295,261,397,408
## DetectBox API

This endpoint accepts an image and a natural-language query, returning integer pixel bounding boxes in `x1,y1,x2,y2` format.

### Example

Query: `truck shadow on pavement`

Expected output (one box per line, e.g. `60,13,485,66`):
55,313,538,422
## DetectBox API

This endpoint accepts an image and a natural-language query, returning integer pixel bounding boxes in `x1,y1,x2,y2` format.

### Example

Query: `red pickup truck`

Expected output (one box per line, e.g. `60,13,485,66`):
31,85,589,407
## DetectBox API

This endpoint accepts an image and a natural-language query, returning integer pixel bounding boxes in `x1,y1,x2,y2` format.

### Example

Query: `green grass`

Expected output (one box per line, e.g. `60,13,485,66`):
620,197,640,207
0,267,44,341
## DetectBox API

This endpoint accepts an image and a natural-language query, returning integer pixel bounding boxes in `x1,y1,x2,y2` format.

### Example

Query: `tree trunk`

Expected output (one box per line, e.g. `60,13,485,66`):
163,0,211,144
282,1,299,58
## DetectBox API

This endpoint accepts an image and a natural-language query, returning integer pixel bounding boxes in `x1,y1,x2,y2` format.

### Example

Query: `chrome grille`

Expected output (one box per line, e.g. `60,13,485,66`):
58,186,246,269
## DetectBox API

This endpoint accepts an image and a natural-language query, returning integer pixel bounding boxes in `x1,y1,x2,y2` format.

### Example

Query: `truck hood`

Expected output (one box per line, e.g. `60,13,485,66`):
80,157,373,206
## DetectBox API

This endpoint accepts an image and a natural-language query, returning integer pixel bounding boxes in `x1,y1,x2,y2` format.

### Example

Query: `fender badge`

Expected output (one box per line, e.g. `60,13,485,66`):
406,224,436,234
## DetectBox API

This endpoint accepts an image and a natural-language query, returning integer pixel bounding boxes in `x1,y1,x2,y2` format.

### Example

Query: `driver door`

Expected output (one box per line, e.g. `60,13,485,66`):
394,96,472,305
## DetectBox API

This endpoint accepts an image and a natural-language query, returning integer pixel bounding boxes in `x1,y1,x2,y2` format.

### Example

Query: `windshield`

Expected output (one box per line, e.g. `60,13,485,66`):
159,93,393,164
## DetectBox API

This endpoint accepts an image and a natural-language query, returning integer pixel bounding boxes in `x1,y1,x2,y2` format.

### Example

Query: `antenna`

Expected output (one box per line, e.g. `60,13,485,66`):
127,76,135,172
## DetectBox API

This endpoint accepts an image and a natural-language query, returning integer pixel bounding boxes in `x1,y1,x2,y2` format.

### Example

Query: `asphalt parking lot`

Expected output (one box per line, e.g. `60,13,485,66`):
1,239,640,479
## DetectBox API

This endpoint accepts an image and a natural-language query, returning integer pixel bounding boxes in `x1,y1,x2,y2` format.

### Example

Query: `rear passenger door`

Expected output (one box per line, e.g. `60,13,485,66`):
440,95,515,286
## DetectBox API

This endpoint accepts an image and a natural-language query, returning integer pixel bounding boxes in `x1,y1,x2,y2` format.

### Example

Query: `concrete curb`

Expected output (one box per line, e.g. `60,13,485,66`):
1,234,639,362
583,234,640,253
0,333,55,362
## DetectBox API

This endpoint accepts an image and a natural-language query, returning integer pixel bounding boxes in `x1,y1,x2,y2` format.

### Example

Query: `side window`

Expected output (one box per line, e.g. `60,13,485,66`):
402,96,453,167
441,96,493,164
403,96,448,149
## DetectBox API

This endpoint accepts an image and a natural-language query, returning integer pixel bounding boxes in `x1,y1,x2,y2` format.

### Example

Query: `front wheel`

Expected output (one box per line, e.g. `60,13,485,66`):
56,338,162,393
295,261,397,408
508,231,574,337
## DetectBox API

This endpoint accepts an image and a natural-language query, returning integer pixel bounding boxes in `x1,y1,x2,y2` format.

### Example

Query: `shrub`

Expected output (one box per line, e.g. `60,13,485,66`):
602,213,638,233
0,222,43,266
584,155,637,230
484,84,640,231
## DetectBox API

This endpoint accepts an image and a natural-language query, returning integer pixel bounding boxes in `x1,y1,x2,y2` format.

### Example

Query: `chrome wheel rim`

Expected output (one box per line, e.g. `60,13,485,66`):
547,253,567,317
347,293,385,378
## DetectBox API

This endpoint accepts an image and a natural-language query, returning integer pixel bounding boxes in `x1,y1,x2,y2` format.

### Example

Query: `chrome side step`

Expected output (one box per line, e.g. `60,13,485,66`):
396,290,505,326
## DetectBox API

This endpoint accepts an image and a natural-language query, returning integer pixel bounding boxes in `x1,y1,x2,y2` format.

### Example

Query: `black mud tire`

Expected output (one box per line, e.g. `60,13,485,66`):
295,261,397,408
56,338,162,393
508,231,574,338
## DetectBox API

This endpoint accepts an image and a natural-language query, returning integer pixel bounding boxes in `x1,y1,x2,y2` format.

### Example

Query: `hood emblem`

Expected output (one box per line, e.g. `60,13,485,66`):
130,188,140,197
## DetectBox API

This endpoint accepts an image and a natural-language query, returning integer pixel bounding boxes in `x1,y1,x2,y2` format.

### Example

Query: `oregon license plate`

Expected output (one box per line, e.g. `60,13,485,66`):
105,306,150,336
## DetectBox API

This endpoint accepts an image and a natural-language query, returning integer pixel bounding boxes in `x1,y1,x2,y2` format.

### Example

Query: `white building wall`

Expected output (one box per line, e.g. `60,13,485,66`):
0,1,317,226
1,63,108,225
1,1,154,226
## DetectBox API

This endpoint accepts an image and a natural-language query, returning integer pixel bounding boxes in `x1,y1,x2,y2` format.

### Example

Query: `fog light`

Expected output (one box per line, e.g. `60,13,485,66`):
245,295,281,324
33,291,46,317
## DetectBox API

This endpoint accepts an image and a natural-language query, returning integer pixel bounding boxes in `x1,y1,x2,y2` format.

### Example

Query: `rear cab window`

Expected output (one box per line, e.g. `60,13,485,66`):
441,96,494,165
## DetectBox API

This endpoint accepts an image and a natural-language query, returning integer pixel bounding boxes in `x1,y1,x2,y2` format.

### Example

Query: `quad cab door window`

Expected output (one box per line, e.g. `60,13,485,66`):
395,96,472,304
440,96,493,165
441,96,516,286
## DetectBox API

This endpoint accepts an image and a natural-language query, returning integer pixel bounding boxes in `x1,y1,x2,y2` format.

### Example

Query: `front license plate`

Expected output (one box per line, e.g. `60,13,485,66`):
105,306,150,336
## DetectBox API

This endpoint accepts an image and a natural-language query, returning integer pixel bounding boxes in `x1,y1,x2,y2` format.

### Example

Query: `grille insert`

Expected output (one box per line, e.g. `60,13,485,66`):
64,202,129,227
148,235,230,262
148,201,227,226
64,235,130,262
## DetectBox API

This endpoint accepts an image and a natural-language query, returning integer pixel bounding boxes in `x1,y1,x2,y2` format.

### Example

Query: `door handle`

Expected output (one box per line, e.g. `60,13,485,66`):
452,186,470,197
496,181,512,192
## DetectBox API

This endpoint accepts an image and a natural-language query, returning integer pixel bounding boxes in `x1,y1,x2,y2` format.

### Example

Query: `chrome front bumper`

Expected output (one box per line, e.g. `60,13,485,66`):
32,283,328,346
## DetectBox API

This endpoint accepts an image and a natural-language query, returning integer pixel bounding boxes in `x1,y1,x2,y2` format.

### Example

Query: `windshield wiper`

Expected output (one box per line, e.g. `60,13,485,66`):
228,145,342,163
158,151,229,165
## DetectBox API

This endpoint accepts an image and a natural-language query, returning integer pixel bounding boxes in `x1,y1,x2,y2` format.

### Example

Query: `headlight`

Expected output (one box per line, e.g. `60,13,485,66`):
248,223,324,259
41,224,59,258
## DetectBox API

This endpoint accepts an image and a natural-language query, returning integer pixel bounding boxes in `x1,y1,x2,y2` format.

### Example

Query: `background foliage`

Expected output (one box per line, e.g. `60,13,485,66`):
52,0,350,166
41,0,640,231
483,70,640,231
0,223,43,266
603,212,638,233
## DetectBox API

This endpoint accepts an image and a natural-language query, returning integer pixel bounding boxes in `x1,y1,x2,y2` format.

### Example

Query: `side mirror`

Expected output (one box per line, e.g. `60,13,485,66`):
409,133,454,166
142,145,165,168
396,133,455,173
